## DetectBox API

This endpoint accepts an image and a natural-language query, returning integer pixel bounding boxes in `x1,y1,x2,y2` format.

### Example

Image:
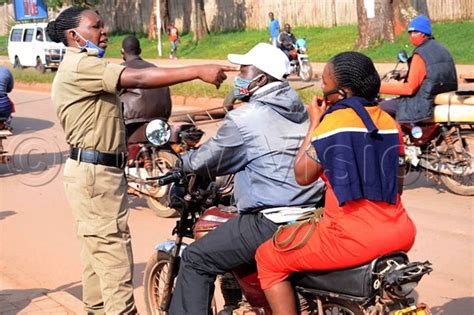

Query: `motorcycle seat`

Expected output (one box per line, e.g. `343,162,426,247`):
292,252,408,301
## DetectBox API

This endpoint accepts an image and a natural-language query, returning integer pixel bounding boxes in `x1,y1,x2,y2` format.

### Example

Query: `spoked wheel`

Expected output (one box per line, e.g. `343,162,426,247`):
321,298,363,315
299,60,313,82
144,251,173,315
144,251,218,315
146,151,179,217
439,131,474,196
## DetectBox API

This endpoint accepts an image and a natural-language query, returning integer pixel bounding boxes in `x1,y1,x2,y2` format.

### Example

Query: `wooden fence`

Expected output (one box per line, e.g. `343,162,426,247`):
0,0,473,36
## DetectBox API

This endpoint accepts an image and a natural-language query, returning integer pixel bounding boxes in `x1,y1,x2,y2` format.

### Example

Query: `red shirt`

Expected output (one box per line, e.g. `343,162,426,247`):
380,54,426,96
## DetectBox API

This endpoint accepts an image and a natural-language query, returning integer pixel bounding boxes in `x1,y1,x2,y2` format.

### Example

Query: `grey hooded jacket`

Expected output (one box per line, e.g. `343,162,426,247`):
182,81,325,213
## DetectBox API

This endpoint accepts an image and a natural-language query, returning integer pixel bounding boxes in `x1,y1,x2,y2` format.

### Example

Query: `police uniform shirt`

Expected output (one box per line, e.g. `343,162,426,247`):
52,47,126,154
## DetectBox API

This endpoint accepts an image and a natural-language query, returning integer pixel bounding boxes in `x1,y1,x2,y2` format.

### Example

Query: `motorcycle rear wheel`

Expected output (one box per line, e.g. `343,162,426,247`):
320,298,363,315
146,151,179,218
439,132,474,196
299,60,313,82
144,251,218,314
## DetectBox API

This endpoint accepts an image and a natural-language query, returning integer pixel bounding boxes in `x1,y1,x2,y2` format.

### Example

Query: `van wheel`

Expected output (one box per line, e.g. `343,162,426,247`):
35,57,46,73
13,56,22,69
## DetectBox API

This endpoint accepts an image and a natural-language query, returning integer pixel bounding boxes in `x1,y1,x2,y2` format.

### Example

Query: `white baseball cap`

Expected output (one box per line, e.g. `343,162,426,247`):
227,43,290,81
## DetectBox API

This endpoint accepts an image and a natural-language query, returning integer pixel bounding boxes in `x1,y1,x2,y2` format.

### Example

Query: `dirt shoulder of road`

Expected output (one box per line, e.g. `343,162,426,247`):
13,81,226,109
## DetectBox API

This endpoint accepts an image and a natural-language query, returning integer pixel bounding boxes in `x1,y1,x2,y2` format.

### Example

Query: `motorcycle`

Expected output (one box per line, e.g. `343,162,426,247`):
142,119,433,315
382,50,474,196
0,116,12,164
288,38,313,82
125,121,204,217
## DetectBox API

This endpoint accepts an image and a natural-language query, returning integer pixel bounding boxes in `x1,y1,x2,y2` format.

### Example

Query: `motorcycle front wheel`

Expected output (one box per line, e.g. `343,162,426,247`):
146,151,179,218
439,132,474,196
144,251,173,315
144,251,218,315
298,60,313,82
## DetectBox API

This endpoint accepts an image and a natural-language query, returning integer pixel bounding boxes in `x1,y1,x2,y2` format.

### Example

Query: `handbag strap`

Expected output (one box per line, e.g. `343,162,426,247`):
271,208,323,252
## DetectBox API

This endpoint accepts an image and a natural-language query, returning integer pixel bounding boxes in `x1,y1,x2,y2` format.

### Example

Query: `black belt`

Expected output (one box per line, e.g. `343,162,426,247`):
70,147,127,169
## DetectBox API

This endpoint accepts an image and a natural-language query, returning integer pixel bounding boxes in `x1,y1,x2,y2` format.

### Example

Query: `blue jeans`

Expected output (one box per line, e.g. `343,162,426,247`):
379,98,400,117
170,41,178,53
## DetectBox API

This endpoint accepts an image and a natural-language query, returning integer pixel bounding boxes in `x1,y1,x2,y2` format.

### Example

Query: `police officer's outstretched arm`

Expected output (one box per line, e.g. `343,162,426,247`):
119,64,236,90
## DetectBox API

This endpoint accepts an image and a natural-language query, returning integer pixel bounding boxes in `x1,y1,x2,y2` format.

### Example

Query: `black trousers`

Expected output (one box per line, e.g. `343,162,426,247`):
168,213,279,315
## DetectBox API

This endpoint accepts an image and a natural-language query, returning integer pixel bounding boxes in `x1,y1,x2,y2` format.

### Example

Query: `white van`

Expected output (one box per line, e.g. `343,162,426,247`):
8,22,66,72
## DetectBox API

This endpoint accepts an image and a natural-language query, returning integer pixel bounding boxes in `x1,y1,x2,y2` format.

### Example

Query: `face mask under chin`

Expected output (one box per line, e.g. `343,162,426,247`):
233,74,264,100
75,31,106,58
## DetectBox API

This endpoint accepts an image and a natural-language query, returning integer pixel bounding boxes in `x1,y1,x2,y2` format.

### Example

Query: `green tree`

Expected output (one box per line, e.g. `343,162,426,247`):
46,0,101,10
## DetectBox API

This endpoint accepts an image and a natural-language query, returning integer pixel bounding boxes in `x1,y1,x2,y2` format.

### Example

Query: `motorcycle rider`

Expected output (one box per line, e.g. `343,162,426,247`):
0,66,14,130
277,23,297,60
169,43,325,314
380,15,457,122
119,35,172,144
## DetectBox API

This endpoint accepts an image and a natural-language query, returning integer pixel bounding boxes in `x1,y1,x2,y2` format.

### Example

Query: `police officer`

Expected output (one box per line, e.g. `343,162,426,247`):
46,7,232,314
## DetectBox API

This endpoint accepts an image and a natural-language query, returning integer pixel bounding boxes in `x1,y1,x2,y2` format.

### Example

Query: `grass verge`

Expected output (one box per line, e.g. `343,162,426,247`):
1,21,472,63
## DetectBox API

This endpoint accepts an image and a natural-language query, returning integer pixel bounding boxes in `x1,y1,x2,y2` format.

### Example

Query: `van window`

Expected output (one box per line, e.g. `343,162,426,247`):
10,29,23,42
23,28,34,42
36,28,44,41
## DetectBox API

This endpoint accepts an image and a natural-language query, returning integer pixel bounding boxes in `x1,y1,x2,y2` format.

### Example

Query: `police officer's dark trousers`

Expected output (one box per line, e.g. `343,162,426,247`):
169,213,278,315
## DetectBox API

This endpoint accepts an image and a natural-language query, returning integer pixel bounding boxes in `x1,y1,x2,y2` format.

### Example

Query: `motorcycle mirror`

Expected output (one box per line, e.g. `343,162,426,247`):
397,50,409,63
145,119,171,146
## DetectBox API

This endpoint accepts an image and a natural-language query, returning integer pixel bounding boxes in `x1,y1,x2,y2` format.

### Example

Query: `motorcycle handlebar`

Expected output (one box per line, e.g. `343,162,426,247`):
147,171,183,186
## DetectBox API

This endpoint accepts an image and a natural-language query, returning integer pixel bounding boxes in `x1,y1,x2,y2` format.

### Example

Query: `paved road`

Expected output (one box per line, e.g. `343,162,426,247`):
1,89,473,314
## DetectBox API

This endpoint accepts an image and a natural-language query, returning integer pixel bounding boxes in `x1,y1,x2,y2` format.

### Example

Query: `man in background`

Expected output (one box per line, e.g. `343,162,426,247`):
119,35,172,149
380,15,457,122
277,23,297,60
268,12,280,47
167,23,180,60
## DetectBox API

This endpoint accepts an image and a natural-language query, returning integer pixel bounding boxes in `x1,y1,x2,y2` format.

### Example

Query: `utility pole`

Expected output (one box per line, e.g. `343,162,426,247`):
156,0,162,56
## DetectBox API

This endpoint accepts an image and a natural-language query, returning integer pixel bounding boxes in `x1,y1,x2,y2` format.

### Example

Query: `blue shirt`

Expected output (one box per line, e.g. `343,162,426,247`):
0,66,14,95
182,82,325,213
269,19,280,38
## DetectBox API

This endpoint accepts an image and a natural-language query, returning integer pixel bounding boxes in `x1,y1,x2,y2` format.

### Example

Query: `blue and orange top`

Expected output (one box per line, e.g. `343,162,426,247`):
308,96,404,206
